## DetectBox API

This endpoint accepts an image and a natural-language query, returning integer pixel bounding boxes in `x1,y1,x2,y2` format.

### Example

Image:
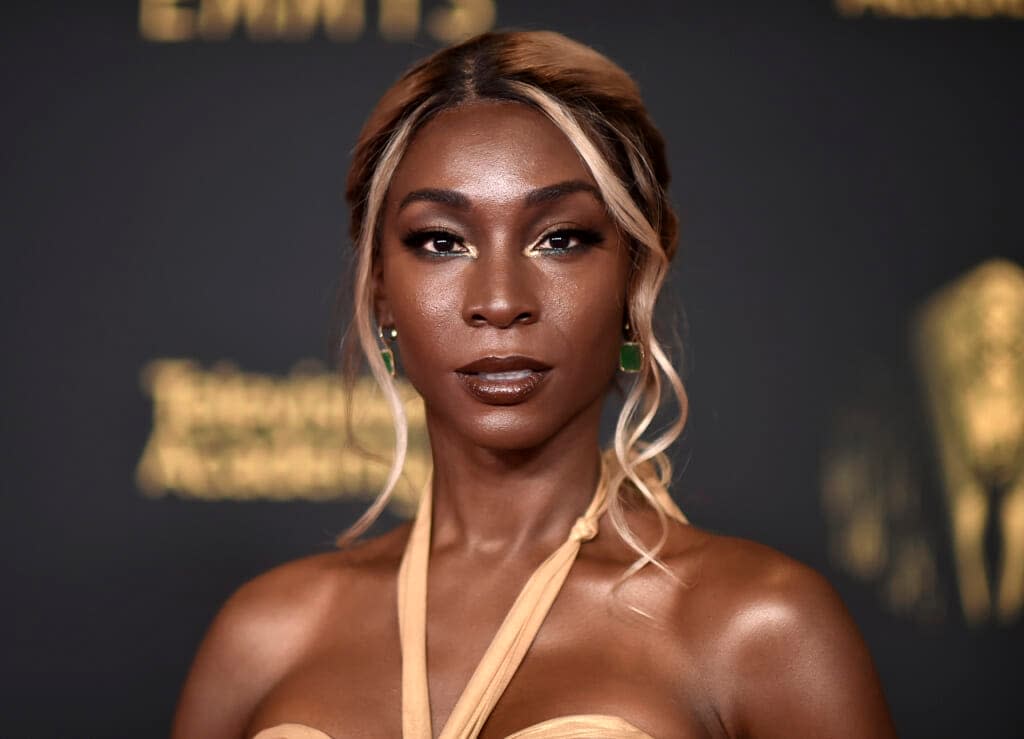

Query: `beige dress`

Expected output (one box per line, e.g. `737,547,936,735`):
254,473,685,739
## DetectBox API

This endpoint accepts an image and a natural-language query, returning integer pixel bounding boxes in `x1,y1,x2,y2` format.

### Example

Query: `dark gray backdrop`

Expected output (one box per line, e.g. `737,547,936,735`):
3,1,1022,736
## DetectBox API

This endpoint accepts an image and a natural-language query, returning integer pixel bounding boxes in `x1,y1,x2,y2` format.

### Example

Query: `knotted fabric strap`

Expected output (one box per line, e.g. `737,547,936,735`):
398,473,610,739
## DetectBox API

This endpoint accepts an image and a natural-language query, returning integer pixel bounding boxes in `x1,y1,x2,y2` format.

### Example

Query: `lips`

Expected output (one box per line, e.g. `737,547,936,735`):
455,355,551,405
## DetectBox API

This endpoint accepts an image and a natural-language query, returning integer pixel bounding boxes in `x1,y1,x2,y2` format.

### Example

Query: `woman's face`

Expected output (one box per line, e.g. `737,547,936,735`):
376,100,631,451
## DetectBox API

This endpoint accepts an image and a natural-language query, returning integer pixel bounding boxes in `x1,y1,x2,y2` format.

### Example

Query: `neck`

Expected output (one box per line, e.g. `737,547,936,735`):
424,404,605,558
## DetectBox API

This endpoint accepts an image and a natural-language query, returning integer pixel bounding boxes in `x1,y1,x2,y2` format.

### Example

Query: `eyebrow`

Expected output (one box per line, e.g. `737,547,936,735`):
398,188,470,212
396,179,602,212
523,180,602,207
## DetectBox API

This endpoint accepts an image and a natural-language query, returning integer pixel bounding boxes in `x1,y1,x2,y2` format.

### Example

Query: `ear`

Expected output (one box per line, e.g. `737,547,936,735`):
372,257,395,329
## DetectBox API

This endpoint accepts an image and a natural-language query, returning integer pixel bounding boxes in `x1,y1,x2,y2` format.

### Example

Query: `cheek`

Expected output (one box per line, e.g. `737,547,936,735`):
384,261,462,371
545,263,629,371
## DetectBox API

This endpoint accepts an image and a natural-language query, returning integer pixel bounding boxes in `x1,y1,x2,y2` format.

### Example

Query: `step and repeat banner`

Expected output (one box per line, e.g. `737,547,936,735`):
4,1,1022,736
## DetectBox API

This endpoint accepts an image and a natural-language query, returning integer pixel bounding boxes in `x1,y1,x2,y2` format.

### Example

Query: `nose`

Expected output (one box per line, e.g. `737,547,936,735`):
462,248,539,329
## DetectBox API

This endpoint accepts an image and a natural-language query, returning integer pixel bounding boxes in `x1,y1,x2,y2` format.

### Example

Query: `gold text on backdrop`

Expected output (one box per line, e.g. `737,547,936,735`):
836,0,1024,18
136,359,430,514
139,0,496,42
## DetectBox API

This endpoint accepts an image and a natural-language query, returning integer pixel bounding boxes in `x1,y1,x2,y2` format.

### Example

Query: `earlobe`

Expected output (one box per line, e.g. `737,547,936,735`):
372,261,394,329
372,265,398,377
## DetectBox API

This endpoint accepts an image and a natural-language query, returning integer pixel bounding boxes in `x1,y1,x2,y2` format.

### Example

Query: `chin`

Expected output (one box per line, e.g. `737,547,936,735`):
457,408,569,453
451,387,612,455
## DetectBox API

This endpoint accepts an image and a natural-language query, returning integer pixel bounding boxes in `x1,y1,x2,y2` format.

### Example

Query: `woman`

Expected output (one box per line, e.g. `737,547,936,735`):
172,31,897,738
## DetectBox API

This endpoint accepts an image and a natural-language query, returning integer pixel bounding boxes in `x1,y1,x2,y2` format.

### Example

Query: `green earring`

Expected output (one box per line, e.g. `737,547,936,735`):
619,342,643,373
379,325,398,377
619,323,643,373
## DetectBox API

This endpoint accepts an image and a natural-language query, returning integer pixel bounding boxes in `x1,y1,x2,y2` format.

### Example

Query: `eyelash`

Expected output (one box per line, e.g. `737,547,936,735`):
400,228,604,257
535,228,604,253
400,229,467,256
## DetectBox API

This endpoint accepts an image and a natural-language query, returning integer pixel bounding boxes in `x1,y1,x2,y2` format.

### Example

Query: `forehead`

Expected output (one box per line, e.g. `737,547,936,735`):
387,100,595,205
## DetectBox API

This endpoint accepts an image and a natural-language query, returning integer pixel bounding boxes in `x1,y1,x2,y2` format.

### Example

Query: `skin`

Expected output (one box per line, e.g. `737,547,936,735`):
172,101,898,738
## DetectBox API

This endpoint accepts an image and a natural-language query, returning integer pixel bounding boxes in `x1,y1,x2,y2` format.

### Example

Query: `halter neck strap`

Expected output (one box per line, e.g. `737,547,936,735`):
397,471,610,739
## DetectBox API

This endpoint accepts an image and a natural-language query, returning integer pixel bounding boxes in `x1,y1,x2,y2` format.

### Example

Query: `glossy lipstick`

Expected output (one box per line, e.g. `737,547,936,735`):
456,355,551,405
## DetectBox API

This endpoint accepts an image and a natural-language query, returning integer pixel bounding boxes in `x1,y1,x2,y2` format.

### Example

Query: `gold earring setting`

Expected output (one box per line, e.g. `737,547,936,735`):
379,325,398,376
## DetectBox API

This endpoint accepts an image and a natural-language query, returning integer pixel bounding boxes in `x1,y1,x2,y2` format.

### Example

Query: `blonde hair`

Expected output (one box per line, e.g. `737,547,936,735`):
337,31,689,580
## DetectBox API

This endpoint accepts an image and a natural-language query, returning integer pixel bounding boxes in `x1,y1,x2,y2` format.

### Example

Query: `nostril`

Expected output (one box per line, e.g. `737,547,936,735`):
464,301,537,328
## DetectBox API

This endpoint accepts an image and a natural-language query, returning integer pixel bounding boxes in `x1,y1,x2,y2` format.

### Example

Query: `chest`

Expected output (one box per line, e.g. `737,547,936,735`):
246,566,719,738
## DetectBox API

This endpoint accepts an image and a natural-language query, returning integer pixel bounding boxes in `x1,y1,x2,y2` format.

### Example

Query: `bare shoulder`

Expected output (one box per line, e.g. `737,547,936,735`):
682,530,844,628
666,527,898,739
203,521,410,662
170,523,410,739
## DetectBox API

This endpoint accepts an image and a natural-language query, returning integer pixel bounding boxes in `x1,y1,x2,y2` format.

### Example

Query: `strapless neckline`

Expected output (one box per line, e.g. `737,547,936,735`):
254,467,686,738
252,713,655,738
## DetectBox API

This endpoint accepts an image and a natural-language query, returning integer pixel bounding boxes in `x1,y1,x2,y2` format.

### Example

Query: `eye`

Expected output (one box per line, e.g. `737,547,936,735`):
401,229,472,256
530,228,604,254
